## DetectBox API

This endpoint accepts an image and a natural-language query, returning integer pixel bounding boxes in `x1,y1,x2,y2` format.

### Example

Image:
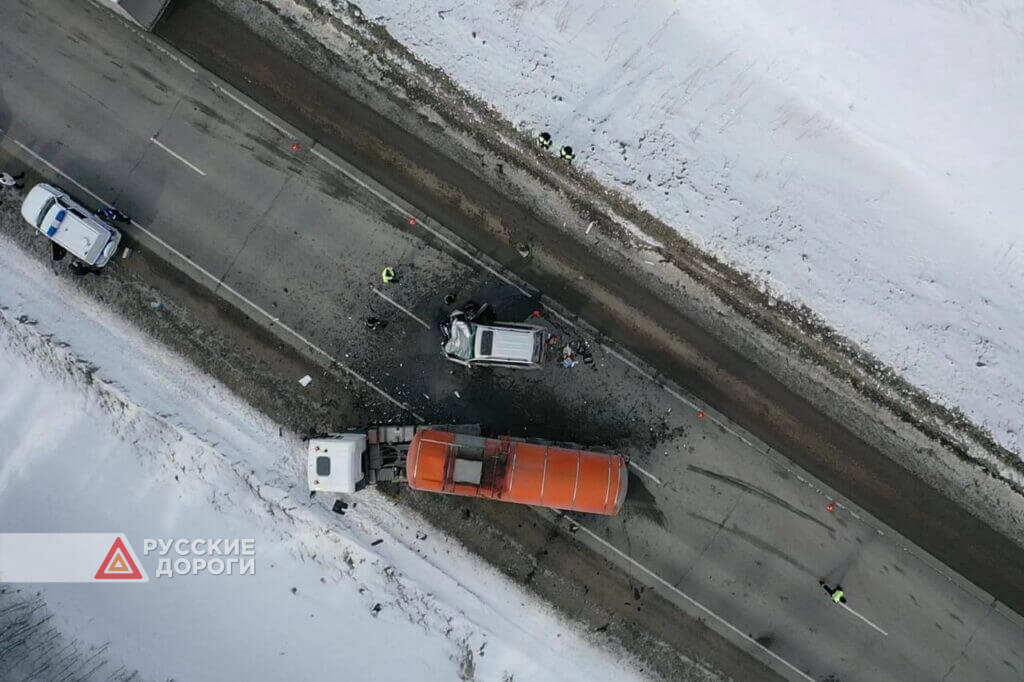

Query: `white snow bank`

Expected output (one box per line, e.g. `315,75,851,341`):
0,238,648,681
304,0,1024,455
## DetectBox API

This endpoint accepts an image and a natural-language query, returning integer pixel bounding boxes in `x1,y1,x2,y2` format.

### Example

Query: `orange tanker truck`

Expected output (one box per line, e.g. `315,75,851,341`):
307,425,628,515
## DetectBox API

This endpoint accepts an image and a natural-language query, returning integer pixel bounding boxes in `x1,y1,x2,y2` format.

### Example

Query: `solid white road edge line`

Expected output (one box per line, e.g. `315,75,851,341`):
89,0,198,75
209,80,298,139
370,286,431,330
150,137,207,176
4,133,424,422
568,518,815,682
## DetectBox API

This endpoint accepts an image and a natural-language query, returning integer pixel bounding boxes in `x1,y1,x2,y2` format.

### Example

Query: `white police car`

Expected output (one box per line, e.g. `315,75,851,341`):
21,184,121,267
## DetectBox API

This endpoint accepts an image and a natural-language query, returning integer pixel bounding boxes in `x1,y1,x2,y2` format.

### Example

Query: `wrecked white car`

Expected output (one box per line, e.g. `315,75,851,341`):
441,305,546,369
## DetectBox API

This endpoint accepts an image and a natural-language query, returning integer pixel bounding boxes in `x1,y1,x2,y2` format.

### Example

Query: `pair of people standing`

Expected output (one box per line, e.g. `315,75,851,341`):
536,132,574,163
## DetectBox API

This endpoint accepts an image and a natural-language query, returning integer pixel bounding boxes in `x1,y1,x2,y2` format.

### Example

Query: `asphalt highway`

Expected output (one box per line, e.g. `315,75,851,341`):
1,1,1021,680
153,0,1024,626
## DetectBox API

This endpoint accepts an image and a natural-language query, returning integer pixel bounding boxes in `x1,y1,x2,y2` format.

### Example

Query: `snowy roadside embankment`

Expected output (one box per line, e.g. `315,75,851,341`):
289,0,1023,458
0,235,651,681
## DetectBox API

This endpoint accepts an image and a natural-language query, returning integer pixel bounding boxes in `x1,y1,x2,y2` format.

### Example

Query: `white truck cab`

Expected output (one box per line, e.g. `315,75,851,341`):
307,425,480,494
307,434,367,494
21,183,121,267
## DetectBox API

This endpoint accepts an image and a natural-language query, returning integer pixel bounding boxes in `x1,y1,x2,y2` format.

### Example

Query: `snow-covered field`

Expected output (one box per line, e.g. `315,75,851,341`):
300,0,1023,457
0,238,648,681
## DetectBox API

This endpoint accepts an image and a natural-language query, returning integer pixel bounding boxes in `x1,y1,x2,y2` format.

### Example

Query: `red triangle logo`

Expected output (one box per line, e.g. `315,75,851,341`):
94,537,143,580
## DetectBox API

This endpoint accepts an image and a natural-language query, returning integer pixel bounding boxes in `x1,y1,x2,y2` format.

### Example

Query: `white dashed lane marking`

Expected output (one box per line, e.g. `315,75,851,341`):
150,136,207,176
208,80,299,139
841,603,889,636
370,286,431,330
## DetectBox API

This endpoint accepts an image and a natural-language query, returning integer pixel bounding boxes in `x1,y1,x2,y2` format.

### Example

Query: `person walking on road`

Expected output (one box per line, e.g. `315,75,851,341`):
1,171,25,189
819,580,847,604
381,267,397,284
559,145,574,163
537,132,552,149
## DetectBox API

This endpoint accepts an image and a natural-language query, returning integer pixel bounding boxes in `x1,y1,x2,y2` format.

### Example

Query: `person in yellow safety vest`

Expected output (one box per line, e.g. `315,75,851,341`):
537,132,552,149
559,145,574,162
819,580,847,604
381,267,396,284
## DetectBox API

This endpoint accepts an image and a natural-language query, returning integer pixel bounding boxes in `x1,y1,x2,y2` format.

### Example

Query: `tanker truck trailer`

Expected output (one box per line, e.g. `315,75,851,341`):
307,425,627,515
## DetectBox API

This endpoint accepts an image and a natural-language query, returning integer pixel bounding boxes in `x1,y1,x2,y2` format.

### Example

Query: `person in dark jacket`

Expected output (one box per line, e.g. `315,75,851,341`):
96,206,130,223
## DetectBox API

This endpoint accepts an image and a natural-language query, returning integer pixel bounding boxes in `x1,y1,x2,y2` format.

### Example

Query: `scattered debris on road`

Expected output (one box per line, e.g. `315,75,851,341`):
557,339,593,369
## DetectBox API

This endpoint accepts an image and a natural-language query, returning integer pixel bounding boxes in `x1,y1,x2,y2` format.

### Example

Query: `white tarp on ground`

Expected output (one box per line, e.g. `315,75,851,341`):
0,236,647,682
297,0,1024,457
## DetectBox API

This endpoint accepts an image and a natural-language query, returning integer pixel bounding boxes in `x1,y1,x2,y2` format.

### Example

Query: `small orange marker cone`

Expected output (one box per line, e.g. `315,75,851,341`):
408,216,417,225
290,142,301,153
696,410,705,420
826,502,836,512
